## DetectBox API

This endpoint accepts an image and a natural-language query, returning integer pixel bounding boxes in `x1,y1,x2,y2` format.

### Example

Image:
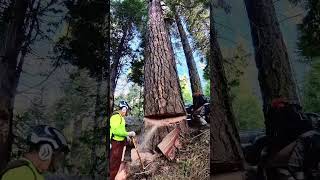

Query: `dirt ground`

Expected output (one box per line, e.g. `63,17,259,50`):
125,127,210,180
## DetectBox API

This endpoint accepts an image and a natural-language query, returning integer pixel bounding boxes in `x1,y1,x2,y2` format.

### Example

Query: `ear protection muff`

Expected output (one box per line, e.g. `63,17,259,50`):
38,144,53,161
121,106,127,113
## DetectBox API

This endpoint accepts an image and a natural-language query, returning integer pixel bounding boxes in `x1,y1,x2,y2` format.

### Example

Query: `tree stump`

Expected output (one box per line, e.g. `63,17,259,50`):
137,116,188,160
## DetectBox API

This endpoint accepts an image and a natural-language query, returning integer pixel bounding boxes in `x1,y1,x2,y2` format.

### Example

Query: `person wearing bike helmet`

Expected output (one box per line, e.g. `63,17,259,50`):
110,100,136,180
0,125,69,180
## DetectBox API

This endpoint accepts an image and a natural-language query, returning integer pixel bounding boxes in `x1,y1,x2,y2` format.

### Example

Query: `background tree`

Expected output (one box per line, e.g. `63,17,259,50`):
54,0,108,175
224,44,264,130
0,0,28,168
180,75,193,105
50,69,99,175
0,0,64,168
210,0,245,175
110,0,146,112
244,0,300,135
288,0,320,58
303,58,320,112
169,3,206,109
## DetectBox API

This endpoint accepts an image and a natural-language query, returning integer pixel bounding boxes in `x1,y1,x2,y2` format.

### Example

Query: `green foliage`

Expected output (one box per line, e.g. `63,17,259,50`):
180,75,193,104
111,0,147,29
233,90,264,130
303,57,320,112
110,0,147,85
51,70,96,129
223,43,249,95
128,57,144,86
204,80,210,98
297,0,320,58
114,84,144,118
12,88,50,158
55,0,108,77
288,0,320,58
223,43,264,130
48,69,105,174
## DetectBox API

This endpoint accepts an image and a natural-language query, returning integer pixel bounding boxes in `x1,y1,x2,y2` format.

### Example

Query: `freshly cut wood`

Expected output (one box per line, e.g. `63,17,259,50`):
144,116,188,128
157,128,180,160
140,116,188,154
115,161,128,180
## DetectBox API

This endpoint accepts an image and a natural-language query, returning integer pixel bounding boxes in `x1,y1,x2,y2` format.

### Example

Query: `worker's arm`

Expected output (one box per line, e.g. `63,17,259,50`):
110,115,129,137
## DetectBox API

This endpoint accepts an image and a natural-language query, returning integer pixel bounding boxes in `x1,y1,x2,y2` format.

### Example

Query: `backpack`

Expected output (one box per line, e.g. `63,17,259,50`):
0,159,37,180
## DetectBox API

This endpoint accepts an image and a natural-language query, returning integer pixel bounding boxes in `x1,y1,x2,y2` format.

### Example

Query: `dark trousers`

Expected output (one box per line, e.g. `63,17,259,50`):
110,140,126,180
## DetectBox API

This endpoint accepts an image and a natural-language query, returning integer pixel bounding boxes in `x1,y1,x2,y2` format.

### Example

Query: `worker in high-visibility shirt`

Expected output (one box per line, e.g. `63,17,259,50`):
110,100,136,180
0,125,69,180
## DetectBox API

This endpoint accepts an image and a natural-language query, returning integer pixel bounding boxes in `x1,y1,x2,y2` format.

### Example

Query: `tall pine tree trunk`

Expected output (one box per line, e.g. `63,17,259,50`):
173,6,206,110
0,0,27,170
210,2,244,176
244,0,300,134
144,0,185,118
142,0,187,155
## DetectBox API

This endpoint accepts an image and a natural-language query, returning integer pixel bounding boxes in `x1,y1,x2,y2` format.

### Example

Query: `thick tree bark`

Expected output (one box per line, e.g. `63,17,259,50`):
210,2,245,175
244,0,300,134
142,0,187,155
90,72,103,178
109,24,130,113
0,0,28,170
144,0,185,118
173,6,206,110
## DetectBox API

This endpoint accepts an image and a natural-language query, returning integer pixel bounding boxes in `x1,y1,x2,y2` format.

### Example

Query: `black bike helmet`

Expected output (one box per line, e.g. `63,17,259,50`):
28,125,69,153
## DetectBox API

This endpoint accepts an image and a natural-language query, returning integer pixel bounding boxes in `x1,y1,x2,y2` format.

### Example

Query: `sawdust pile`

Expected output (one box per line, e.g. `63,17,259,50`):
127,128,209,180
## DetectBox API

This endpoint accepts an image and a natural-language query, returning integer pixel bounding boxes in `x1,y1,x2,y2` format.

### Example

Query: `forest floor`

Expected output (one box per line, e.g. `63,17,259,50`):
127,126,210,180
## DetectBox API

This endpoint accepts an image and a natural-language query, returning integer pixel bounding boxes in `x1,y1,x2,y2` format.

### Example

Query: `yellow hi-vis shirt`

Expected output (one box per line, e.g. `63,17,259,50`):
110,112,129,141
1,158,44,180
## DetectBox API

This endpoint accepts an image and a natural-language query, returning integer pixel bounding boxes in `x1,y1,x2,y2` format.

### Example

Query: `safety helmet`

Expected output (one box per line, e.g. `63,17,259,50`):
119,100,131,110
28,125,70,153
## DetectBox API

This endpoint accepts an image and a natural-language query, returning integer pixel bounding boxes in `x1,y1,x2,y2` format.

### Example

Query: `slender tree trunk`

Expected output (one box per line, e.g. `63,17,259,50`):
0,0,27,170
142,0,187,153
109,24,130,113
210,2,245,176
14,0,39,91
244,0,300,134
173,6,206,110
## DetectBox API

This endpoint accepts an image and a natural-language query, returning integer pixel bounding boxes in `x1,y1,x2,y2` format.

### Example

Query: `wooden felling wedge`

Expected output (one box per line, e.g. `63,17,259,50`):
157,127,180,160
